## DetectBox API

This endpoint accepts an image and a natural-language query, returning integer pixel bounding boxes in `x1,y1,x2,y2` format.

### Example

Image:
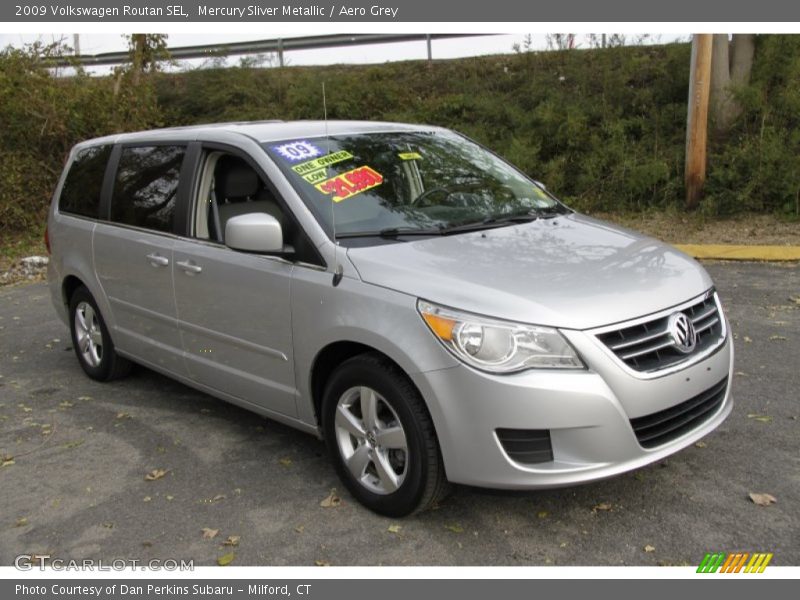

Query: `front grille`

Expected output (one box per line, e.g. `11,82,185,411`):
596,293,724,373
496,428,553,464
630,377,728,448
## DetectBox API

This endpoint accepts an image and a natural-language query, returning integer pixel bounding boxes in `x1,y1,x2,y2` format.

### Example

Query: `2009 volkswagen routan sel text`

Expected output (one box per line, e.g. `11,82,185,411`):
47,120,733,516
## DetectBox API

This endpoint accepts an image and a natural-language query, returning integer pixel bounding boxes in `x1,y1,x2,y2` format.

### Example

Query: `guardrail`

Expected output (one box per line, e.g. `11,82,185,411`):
54,33,494,68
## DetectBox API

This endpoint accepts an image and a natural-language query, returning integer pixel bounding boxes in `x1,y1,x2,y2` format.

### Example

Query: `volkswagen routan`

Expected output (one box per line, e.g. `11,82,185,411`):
47,120,733,516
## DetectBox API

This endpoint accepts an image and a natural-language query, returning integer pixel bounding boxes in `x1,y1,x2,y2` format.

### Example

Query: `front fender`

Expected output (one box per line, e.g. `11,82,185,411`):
290,267,458,426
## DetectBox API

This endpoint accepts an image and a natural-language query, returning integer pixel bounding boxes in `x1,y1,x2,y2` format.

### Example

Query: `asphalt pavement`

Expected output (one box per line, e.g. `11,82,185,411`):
0,262,798,566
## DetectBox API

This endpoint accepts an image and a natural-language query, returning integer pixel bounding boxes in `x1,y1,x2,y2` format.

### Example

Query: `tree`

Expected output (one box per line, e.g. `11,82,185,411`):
126,34,169,85
710,34,756,134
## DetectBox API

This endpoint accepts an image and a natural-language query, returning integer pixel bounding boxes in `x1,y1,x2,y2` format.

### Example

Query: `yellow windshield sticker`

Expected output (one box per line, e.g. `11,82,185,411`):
398,152,422,161
315,166,384,203
302,169,330,184
292,150,353,175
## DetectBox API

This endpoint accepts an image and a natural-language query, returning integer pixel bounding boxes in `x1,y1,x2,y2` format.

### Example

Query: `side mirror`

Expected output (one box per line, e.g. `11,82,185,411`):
533,180,547,191
225,213,283,253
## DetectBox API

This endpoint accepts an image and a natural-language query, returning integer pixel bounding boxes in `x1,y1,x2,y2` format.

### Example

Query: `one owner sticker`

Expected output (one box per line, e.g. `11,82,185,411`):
292,150,353,183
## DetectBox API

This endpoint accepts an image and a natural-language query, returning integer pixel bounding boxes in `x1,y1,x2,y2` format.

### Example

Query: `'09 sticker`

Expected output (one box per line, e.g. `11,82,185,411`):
272,140,322,163
315,166,384,202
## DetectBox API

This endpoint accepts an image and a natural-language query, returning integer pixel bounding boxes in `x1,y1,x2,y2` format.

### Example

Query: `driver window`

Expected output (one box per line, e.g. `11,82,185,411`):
194,152,287,243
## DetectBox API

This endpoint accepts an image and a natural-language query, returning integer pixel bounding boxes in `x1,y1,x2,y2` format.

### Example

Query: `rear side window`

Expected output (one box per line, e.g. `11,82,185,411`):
110,145,186,233
59,145,112,218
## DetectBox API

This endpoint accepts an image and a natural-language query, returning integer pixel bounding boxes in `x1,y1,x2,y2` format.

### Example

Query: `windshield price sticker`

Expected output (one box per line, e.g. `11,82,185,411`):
315,166,384,202
272,140,322,162
292,150,354,183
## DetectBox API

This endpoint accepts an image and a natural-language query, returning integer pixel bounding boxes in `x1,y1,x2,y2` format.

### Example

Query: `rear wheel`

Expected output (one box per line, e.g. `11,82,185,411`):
322,352,449,516
68,286,132,381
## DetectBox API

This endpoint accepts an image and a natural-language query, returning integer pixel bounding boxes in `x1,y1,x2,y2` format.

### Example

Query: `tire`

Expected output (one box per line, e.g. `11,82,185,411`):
322,352,449,516
68,285,132,381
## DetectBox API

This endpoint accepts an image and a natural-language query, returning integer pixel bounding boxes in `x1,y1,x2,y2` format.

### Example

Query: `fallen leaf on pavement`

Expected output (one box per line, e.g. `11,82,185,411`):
749,492,777,507
279,457,292,467
143,496,152,502
644,545,656,553
201,528,218,539
769,335,787,341
223,535,240,547
217,552,235,566
387,524,401,533
145,469,169,481
58,401,73,408
116,412,131,420
537,511,549,519
747,414,773,423
212,494,226,503
320,489,341,508
2,455,14,467
315,560,330,567
294,525,305,533
743,336,752,343
444,523,464,533
15,517,28,527
695,441,707,448
592,502,613,513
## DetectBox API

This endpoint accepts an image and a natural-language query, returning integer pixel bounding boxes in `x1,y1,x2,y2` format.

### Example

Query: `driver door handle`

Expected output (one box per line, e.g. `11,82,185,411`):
176,260,203,275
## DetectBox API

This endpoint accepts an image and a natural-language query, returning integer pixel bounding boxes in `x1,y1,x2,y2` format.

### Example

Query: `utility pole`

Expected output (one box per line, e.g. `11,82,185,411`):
73,34,80,56
685,34,713,210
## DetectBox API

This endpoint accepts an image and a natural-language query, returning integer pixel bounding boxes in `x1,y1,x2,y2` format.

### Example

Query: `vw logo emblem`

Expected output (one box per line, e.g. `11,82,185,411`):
668,312,697,354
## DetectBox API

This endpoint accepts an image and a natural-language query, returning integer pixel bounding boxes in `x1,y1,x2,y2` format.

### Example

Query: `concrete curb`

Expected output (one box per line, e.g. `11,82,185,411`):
675,244,800,261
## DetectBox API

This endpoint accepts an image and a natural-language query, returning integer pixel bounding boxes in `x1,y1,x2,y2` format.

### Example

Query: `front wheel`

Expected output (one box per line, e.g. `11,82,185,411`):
322,353,449,516
68,286,132,381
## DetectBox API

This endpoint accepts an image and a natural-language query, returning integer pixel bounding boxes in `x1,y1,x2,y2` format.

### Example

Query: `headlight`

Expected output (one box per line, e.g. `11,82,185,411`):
417,299,584,373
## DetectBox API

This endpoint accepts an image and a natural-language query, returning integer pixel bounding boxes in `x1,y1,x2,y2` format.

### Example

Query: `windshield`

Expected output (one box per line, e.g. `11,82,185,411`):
262,130,567,239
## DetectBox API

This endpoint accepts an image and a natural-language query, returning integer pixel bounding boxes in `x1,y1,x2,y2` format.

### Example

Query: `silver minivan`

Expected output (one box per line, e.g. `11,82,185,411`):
47,120,733,516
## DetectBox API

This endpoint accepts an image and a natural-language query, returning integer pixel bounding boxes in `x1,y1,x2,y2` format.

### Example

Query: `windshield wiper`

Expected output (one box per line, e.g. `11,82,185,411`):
336,209,567,239
436,213,540,234
336,226,445,239
530,205,568,218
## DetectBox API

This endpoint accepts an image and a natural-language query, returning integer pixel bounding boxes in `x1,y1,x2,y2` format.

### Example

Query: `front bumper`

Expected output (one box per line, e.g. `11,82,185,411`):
410,331,733,489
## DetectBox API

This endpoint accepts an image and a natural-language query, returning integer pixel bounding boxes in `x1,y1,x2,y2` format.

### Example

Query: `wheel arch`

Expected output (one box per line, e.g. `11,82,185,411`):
309,340,419,429
61,274,86,307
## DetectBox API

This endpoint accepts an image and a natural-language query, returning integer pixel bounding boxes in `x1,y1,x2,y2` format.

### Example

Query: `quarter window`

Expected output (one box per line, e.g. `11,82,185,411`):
110,145,186,233
59,145,112,218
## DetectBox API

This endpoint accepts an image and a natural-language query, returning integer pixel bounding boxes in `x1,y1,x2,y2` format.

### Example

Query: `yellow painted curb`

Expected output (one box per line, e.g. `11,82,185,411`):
674,244,800,261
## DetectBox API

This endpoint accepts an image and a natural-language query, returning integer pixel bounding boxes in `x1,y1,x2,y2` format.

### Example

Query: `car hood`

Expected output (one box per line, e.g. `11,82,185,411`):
345,213,712,330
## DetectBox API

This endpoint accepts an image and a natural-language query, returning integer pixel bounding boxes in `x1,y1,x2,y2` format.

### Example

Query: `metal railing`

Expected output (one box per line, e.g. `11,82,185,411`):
54,33,493,68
